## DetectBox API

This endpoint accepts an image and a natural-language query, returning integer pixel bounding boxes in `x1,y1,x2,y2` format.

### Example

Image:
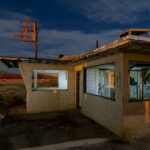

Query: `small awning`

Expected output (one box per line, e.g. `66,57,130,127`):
0,56,72,68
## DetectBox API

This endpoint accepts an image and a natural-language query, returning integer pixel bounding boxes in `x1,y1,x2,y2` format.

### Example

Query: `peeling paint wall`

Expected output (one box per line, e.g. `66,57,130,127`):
19,62,75,113
81,53,124,135
18,50,150,135
123,51,150,135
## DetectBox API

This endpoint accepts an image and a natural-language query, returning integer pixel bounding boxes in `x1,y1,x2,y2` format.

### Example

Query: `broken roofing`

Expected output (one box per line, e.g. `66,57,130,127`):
120,29,150,38
59,35,150,62
0,56,72,68
1,29,150,68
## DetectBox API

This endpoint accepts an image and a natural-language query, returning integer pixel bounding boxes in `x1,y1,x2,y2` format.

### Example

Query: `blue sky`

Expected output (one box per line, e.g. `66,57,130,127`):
0,0,150,71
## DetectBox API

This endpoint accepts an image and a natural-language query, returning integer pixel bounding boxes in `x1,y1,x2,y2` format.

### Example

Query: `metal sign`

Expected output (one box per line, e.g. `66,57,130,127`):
13,18,38,59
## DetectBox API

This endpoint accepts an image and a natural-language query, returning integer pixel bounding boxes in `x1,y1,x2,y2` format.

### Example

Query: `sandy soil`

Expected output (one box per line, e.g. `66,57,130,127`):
0,110,114,150
62,133,150,150
64,137,150,150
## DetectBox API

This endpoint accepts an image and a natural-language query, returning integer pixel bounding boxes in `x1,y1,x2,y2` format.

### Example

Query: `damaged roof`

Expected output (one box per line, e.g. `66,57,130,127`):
120,29,150,38
1,30,150,68
59,35,150,62
0,56,72,68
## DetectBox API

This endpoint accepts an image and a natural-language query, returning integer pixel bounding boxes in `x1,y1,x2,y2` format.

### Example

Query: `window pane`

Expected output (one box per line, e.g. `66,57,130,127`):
37,73,58,88
129,61,150,101
32,70,68,90
86,63,115,99
86,67,96,94
98,70,115,99
130,71,138,99
143,70,150,100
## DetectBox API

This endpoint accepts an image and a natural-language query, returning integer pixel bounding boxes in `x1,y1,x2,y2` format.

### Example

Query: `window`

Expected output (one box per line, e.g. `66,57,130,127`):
86,63,115,99
129,61,150,100
32,70,68,90
37,73,58,88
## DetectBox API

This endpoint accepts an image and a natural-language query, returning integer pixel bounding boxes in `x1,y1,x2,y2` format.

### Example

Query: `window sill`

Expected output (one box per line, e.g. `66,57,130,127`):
32,88,68,91
85,93,115,101
129,99,150,102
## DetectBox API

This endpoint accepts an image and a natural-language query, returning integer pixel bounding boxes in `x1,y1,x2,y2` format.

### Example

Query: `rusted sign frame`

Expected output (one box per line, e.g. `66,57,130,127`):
13,18,38,59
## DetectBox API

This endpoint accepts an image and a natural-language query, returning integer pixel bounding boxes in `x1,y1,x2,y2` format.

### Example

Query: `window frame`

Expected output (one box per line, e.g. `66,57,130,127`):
84,63,115,100
129,61,150,102
32,69,68,91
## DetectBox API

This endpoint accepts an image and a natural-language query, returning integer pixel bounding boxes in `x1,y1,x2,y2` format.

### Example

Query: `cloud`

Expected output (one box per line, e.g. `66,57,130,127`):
0,10,34,39
0,10,36,56
67,0,150,24
0,10,37,71
0,9,32,20
38,28,122,58
0,11,122,58
0,19,22,39
0,10,123,71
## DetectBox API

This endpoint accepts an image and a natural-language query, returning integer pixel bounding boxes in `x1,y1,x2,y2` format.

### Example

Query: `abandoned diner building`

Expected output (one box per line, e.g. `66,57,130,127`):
1,29,150,135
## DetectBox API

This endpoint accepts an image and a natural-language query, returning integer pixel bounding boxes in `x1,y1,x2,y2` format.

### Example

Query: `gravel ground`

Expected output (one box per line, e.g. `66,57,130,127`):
0,110,114,150
62,134,150,150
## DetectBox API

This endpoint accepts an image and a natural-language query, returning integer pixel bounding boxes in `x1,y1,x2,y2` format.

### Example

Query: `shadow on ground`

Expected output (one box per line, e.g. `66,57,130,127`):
0,110,114,150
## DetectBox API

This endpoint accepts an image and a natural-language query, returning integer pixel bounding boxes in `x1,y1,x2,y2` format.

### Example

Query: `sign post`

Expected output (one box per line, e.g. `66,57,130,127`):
13,18,38,59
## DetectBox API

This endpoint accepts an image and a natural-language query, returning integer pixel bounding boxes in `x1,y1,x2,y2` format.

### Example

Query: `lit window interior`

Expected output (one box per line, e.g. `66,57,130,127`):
86,64,115,99
129,61,150,100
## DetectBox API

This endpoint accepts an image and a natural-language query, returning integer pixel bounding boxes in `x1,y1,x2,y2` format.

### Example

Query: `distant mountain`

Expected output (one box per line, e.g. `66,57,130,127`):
0,70,6,74
0,71,22,79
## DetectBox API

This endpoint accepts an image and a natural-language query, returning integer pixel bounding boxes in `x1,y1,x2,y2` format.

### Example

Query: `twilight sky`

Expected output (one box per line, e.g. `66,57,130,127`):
0,0,150,71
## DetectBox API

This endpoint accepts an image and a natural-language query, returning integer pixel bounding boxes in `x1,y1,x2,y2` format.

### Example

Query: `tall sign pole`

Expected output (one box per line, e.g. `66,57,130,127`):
13,18,38,59
35,21,38,59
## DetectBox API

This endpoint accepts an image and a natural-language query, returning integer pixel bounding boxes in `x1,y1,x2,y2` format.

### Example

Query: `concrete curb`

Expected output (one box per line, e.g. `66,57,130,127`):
20,138,108,150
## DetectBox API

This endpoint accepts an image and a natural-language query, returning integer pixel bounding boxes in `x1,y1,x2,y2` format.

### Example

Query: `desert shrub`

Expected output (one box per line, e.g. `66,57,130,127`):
3,95,16,107
0,94,3,104
0,81,26,101
3,94,24,107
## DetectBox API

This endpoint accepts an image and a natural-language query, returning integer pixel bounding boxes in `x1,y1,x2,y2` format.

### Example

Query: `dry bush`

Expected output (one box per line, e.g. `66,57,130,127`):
3,94,16,107
0,82,26,107
3,94,24,107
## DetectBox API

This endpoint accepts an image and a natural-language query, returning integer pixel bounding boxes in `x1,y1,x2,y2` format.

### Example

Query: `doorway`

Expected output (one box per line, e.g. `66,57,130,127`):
76,71,82,108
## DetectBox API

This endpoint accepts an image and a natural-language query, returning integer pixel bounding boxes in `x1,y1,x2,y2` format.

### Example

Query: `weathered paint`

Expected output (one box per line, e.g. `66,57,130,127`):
19,62,75,113
81,52,124,135
74,71,77,109
123,51,150,135
18,49,150,136
145,101,149,123
74,64,83,109
75,64,83,71
84,93,87,101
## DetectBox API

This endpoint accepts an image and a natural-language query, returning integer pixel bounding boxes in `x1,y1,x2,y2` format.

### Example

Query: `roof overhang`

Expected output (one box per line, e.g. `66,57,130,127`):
1,35,150,68
0,56,72,68
71,37,150,64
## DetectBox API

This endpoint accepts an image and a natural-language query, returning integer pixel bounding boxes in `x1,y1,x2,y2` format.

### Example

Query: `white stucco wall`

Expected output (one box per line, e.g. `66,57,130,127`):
19,62,75,113
81,53,124,135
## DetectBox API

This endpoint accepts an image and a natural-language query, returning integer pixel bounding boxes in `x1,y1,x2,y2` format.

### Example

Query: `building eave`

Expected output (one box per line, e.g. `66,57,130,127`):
0,56,72,68
1,35,150,68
